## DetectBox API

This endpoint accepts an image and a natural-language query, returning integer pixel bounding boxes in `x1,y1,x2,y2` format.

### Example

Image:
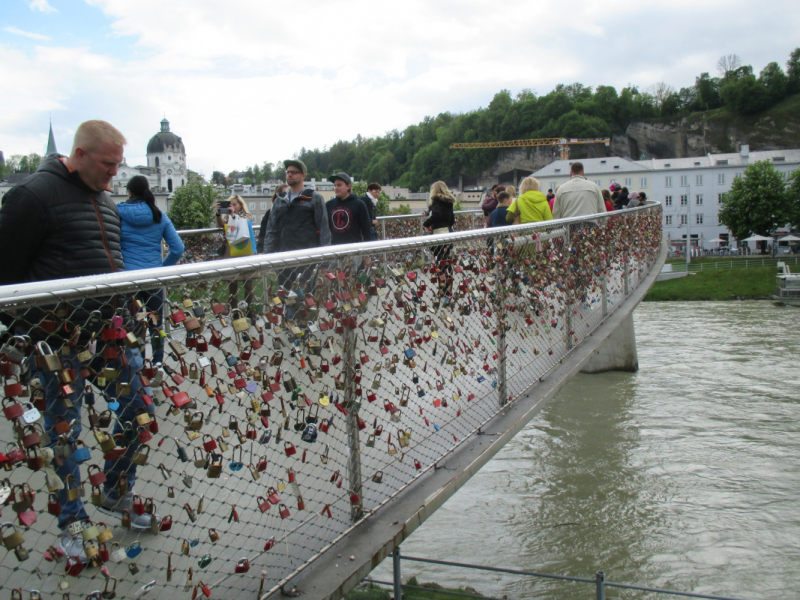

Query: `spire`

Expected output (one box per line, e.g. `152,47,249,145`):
160,118,170,133
46,120,58,156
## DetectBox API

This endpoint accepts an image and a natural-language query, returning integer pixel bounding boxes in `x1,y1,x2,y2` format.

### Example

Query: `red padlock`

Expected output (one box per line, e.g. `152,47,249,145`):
65,556,84,576
263,536,276,551
278,503,290,519
159,515,173,531
284,442,296,457
267,487,280,505
48,492,62,516
131,494,145,515
349,490,360,504
234,558,250,574
87,464,107,487
203,435,217,452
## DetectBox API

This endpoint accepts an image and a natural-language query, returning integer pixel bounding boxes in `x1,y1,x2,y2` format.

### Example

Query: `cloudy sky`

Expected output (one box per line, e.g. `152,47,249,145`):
2,0,798,177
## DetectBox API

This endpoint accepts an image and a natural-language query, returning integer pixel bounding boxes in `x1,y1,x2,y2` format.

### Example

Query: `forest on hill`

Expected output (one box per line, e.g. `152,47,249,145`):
213,50,800,192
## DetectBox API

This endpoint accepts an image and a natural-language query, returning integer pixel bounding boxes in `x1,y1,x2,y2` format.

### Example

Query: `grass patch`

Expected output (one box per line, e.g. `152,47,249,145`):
346,578,484,600
645,266,777,301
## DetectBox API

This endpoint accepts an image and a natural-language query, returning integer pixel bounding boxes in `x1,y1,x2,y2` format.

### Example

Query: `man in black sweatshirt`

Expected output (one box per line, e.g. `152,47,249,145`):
326,172,372,245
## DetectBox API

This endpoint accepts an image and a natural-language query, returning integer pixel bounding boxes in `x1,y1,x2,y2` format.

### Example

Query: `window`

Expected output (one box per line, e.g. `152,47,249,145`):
696,194,703,205
680,195,688,206
155,157,159,167
696,214,704,225
664,195,673,207
249,203,256,211
680,215,688,225
665,176,672,187
167,179,173,192
624,178,632,187
640,177,648,188
718,193,724,204
680,175,688,186
718,173,725,185
261,202,267,210
665,215,673,225
696,174,703,186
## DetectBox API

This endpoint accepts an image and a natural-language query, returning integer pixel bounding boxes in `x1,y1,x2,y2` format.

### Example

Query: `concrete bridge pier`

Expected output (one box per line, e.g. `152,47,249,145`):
580,312,639,373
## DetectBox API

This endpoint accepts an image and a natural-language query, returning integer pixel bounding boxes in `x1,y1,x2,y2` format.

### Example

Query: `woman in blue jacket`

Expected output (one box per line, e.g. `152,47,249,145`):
119,175,184,363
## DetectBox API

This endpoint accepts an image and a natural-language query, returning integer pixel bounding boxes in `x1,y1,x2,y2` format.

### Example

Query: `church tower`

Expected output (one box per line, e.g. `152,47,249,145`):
146,118,186,193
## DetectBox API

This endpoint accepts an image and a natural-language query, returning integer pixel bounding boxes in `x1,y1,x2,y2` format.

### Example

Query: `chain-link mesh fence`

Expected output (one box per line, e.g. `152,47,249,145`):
0,204,661,600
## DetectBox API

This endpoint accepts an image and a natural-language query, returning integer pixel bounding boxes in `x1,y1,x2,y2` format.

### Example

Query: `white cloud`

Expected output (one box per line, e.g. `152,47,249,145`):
3,27,51,41
29,0,57,13
3,0,800,176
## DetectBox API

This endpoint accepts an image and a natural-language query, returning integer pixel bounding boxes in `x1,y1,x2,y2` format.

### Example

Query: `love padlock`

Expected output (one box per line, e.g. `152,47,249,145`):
234,557,250,573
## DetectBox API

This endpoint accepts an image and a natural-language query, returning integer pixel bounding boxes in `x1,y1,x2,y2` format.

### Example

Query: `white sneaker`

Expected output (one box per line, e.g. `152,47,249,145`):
57,527,87,563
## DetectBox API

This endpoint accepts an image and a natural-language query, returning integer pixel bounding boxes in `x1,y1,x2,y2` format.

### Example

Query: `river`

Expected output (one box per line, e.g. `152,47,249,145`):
371,301,800,599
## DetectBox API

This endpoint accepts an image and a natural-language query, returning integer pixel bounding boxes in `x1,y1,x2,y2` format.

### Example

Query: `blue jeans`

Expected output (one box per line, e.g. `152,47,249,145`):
39,344,153,529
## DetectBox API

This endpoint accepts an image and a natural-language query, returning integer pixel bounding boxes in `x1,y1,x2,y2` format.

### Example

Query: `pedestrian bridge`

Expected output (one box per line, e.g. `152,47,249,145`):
0,203,664,600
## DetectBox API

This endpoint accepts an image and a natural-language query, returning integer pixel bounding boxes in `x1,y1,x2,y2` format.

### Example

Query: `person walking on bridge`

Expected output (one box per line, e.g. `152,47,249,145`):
262,159,331,293
552,162,606,219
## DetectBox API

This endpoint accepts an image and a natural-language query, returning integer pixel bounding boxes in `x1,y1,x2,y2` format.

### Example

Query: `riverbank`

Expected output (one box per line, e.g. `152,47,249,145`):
644,265,777,301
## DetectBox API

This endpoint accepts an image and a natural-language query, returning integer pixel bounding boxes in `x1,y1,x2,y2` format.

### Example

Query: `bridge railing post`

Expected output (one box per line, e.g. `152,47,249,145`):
601,275,608,318
595,571,605,600
393,547,403,600
494,256,507,406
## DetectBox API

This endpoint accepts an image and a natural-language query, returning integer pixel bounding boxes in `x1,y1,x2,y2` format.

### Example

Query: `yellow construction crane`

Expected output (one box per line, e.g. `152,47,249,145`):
449,137,610,160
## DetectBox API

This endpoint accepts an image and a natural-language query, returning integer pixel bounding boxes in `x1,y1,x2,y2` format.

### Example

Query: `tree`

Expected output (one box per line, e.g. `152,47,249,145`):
352,181,392,216
719,160,791,241
786,47,800,94
648,82,675,108
758,61,788,105
389,204,412,215
168,175,223,230
786,168,800,230
716,53,742,76
211,171,227,187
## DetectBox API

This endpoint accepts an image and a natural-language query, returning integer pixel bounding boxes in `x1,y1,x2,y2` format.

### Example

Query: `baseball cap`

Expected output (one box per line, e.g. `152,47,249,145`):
328,172,352,185
284,159,307,174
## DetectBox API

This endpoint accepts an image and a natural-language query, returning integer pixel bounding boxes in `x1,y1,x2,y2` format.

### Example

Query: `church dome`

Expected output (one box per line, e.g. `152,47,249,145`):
146,118,185,154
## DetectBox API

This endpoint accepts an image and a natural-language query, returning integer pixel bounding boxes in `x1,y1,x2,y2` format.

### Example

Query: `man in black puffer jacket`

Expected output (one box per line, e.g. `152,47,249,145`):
0,120,159,559
0,121,125,284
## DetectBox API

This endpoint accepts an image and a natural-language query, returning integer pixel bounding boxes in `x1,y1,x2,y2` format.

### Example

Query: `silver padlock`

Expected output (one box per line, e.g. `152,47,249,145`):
21,402,41,424
68,521,84,536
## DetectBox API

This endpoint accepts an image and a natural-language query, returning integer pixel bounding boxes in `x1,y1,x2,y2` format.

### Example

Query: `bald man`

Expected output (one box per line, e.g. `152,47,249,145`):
0,120,160,561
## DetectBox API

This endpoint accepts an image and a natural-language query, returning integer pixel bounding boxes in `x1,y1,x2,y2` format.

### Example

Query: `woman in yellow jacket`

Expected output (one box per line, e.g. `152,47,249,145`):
505,177,553,224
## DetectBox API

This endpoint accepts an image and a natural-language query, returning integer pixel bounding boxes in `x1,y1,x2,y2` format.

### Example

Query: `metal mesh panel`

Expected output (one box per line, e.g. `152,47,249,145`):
0,205,660,600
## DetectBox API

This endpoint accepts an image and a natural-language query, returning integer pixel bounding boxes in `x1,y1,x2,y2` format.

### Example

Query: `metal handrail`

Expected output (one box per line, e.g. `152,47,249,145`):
373,553,754,600
0,202,659,307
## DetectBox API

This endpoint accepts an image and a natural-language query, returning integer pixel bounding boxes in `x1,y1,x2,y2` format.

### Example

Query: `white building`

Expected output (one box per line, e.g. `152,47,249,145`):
532,146,800,251
112,118,187,195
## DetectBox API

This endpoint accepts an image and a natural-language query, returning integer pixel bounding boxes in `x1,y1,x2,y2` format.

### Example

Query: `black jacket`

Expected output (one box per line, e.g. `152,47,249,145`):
423,195,455,231
0,154,124,285
263,188,331,253
257,209,271,253
326,194,372,245
359,194,377,225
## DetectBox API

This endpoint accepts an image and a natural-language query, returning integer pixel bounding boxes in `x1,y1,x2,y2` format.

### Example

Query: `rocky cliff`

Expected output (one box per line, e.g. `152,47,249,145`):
480,96,800,182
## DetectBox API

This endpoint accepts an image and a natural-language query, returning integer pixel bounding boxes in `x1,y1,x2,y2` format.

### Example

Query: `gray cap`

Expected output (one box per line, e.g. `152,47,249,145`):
284,159,308,174
328,172,352,185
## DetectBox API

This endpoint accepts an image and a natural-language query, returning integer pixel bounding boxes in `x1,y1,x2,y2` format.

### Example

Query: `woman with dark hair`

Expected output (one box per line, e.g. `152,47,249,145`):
119,175,184,363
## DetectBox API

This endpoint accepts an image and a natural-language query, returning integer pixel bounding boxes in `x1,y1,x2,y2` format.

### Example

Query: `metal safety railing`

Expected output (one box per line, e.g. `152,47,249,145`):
0,203,661,600
363,550,754,600
663,256,800,273
173,211,486,264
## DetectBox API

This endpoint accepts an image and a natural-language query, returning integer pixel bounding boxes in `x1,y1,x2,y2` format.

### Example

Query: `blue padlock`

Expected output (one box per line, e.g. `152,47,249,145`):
404,348,416,359
301,424,317,443
245,381,258,394
126,541,143,559
72,441,91,463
